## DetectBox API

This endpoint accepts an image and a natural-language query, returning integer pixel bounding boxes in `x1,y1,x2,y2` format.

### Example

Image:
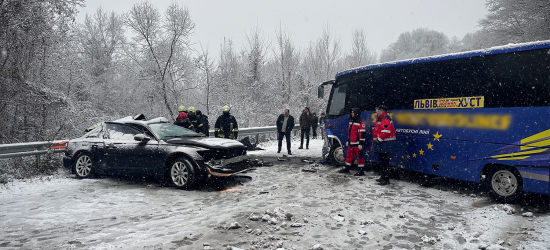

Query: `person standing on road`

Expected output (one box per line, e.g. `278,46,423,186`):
371,105,396,185
311,112,318,139
276,109,295,155
196,110,209,136
215,105,239,140
338,107,366,175
299,107,314,149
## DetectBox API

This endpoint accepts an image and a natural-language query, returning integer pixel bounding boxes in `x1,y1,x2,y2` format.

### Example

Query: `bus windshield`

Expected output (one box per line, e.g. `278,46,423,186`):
327,84,347,116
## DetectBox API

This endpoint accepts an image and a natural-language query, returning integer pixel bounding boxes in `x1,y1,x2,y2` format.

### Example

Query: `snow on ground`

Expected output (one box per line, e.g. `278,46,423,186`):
246,136,324,159
1,138,549,249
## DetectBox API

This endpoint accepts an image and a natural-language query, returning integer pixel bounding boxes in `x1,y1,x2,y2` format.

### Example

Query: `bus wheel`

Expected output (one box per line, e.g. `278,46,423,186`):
488,167,523,203
328,146,345,166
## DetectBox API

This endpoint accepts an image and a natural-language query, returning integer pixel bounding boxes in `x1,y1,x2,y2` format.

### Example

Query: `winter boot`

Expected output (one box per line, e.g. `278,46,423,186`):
377,179,390,185
298,145,303,149
337,167,350,174
354,168,365,176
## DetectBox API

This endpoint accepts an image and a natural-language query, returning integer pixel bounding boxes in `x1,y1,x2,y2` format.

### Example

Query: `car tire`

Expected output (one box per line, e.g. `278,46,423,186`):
166,157,196,190
74,152,95,179
487,166,523,203
328,146,345,166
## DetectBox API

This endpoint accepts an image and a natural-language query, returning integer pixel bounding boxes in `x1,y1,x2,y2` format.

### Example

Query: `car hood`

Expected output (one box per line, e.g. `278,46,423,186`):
166,137,244,149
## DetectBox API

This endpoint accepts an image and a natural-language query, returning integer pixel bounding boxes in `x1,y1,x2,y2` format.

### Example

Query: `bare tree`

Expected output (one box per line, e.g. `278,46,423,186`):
344,28,376,68
0,0,84,143
317,26,342,80
379,28,449,62
273,24,300,105
125,1,195,118
79,8,125,78
479,0,550,44
196,45,215,115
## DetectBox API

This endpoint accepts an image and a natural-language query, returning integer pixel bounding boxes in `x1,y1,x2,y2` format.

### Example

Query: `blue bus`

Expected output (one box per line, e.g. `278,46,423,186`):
318,41,550,202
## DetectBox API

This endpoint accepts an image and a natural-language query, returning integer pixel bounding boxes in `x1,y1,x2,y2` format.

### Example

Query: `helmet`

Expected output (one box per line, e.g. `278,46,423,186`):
188,106,196,113
178,105,186,112
222,105,230,112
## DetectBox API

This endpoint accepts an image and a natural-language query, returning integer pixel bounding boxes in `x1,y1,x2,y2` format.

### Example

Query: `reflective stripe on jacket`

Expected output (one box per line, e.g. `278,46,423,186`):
347,120,366,146
372,112,396,142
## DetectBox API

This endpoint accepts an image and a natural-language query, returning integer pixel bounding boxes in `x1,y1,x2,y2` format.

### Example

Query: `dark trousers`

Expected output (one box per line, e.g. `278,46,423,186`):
312,126,317,138
300,128,310,147
378,152,391,180
278,131,291,153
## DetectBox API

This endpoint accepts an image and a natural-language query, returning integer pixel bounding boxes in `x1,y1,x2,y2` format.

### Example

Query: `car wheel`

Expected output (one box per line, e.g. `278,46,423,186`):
328,146,345,166
488,167,523,203
166,157,196,190
74,152,94,179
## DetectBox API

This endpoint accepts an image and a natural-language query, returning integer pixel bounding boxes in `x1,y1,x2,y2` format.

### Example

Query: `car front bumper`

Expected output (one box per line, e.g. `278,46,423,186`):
205,155,252,176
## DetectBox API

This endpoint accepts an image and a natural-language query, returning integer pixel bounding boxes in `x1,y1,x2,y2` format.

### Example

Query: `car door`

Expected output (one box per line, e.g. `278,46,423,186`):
104,123,161,176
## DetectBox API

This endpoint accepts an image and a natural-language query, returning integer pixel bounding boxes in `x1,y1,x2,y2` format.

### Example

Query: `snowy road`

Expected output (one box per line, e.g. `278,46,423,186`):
1,138,549,249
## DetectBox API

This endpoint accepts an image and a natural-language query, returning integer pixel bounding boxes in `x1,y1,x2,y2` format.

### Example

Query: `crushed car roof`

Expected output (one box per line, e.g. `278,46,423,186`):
112,115,170,125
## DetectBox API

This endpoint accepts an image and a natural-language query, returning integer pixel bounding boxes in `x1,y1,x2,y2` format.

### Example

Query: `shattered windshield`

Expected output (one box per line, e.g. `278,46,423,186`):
148,123,201,140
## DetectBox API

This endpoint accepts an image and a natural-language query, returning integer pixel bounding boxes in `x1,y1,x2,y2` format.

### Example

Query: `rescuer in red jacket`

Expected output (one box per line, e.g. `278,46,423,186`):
371,105,396,185
338,107,367,175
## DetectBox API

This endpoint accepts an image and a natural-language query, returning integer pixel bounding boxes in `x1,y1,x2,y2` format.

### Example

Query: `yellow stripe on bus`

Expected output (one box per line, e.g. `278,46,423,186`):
491,148,548,159
520,129,550,151
496,156,529,160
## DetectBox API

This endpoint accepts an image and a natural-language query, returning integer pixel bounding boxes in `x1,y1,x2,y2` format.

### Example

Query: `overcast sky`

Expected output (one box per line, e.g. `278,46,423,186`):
75,0,488,57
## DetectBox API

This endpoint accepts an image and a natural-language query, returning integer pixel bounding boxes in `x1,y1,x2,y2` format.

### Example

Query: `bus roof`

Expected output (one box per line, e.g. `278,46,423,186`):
335,40,550,79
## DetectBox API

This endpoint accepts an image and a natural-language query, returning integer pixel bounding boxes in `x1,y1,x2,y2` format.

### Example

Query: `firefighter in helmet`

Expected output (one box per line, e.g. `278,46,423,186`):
214,105,238,139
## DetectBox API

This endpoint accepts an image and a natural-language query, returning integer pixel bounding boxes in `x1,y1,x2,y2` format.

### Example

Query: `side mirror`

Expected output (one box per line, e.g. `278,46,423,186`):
134,134,151,142
318,85,324,99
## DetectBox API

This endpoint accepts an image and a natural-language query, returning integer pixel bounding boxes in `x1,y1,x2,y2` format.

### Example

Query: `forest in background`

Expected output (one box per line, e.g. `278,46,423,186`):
1,0,549,147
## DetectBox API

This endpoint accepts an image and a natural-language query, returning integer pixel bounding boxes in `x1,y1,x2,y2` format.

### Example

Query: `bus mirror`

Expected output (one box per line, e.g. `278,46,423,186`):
318,85,324,99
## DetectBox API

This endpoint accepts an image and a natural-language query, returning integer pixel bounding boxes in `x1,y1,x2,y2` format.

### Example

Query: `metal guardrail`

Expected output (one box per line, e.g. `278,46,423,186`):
0,141,57,159
0,125,305,159
209,124,303,143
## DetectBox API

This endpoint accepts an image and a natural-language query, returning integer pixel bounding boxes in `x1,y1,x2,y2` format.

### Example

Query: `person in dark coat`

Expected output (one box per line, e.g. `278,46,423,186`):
299,107,314,149
371,105,396,185
196,110,209,136
174,112,194,131
214,105,238,139
311,112,318,139
187,107,200,133
276,109,295,155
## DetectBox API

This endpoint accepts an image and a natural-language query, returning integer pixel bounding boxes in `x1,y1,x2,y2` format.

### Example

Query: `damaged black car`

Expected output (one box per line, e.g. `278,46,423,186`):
62,115,251,189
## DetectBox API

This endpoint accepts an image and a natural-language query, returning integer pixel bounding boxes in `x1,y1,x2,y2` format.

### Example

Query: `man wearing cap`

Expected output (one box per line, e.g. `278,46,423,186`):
215,105,239,139
371,105,396,185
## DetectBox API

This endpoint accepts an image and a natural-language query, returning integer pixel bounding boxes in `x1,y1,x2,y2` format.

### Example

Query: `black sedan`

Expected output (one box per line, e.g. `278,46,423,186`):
62,115,250,189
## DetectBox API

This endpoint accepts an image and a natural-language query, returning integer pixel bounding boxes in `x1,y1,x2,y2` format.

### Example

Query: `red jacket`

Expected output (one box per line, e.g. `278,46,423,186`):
348,118,367,146
373,112,396,142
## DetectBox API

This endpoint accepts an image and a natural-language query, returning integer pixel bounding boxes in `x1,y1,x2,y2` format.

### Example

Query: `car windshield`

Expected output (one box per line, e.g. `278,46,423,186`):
148,123,201,140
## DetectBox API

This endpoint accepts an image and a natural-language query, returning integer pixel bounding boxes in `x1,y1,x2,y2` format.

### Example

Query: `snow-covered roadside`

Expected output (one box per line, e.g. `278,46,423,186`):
246,136,325,159
0,139,549,250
